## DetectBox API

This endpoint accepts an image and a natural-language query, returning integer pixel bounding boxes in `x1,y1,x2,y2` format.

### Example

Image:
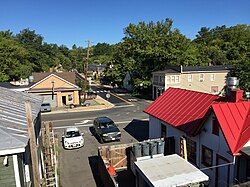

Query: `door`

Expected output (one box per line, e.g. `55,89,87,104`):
62,96,66,106
216,154,230,186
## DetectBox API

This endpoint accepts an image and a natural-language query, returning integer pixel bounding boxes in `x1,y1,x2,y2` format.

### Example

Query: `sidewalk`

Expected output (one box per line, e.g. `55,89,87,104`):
45,96,114,114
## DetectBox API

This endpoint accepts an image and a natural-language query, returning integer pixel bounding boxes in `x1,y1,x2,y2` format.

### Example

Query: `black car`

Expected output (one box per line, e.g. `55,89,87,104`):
93,117,121,143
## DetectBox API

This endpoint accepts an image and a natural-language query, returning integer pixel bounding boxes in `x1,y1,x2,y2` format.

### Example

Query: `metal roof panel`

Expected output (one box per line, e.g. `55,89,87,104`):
144,88,220,135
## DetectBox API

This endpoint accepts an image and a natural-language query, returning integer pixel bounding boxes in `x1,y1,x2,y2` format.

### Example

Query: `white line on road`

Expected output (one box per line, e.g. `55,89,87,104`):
53,118,149,130
113,105,134,108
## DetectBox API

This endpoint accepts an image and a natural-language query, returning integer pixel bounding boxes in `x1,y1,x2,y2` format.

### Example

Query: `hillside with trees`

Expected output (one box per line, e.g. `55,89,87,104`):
0,19,249,92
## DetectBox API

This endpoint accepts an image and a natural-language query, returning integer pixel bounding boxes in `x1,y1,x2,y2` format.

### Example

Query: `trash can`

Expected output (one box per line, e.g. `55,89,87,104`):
132,143,142,158
157,140,165,154
141,142,149,156
149,141,157,156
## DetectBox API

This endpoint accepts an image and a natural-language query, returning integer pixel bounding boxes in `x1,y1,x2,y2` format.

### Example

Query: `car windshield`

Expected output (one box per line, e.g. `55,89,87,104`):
100,122,116,129
42,103,50,106
65,131,81,138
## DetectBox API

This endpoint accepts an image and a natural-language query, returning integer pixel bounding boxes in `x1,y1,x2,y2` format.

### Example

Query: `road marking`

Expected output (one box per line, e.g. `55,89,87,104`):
75,120,91,125
53,118,149,130
113,105,134,109
109,92,134,106
48,117,94,123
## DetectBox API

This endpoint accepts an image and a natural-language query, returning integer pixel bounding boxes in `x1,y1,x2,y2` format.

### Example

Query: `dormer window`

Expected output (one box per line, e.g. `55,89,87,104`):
212,117,219,136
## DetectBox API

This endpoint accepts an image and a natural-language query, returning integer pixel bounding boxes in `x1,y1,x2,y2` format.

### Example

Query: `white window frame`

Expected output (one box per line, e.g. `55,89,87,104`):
210,74,215,81
171,76,175,83
167,76,170,83
68,94,73,102
188,75,192,82
175,76,180,83
199,74,204,82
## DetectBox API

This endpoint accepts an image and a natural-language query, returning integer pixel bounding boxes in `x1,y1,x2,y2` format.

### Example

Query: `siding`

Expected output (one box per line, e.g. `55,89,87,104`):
0,156,16,186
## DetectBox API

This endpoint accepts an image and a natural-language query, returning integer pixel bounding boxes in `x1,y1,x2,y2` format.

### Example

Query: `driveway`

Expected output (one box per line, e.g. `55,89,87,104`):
56,119,149,187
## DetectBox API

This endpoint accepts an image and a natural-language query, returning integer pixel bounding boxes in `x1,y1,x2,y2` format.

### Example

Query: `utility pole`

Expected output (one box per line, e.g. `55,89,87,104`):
25,101,40,187
83,40,90,102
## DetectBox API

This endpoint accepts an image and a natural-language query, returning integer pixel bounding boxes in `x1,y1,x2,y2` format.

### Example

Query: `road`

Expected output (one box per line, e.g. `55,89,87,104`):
42,87,151,187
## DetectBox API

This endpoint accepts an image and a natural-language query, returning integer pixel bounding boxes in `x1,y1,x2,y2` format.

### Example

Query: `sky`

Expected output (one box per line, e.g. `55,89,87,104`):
0,0,249,48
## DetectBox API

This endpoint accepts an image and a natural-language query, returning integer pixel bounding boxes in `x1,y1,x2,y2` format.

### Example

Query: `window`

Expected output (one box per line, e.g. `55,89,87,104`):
199,74,204,82
202,145,213,167
186,138,197,165
212,117,219,136
68,94,73,102
161,123,167,138
210,74,215,81
180,137,197,165
171,76,175,83
159,76,164,83
188,75,192,82
167,76,170,83
154,75,159,82
175,76,180,83
211,86,218,93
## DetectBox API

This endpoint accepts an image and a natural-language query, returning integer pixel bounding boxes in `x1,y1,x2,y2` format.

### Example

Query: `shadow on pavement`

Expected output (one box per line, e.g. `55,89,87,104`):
88,156,103,187
124,119,149,142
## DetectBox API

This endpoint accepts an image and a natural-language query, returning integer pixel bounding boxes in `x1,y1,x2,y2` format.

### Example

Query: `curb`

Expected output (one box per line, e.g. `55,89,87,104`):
42,96,114,115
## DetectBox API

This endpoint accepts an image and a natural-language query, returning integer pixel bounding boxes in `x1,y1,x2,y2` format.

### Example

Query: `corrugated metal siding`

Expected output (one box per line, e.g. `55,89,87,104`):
144,88,220,135
0,156,16,186
212,102,250,154
0,86,43,150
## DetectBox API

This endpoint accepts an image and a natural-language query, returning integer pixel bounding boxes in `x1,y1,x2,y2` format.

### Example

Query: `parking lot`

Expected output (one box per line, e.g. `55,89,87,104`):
55,119,149,187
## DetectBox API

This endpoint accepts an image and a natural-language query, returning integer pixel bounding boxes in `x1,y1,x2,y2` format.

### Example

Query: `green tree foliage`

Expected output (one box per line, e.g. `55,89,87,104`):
0,35,31,81
0,23,249,92
114,18,197,91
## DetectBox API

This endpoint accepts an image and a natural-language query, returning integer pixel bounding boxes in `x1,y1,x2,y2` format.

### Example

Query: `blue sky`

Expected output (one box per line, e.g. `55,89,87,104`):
1,0,249,48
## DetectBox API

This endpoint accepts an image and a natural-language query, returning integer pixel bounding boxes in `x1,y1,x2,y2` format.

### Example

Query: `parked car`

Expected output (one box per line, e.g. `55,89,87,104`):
41,103,51,112
86,91,97,100
62,127,84,149
93,117,121,143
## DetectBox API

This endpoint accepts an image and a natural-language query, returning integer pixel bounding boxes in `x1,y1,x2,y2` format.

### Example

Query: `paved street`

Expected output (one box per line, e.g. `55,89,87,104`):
42,89,151,187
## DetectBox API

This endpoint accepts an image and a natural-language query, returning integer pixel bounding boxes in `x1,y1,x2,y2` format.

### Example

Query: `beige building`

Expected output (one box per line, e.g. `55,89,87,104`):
28,72,81,107
152,65,234,99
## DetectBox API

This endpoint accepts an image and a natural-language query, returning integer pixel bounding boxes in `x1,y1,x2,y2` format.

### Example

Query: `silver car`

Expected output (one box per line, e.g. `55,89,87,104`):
41,103,51,112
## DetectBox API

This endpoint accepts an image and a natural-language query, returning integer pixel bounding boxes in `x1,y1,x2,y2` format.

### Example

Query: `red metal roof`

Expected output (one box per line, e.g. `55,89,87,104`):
211,102,250,154
144,88,220,135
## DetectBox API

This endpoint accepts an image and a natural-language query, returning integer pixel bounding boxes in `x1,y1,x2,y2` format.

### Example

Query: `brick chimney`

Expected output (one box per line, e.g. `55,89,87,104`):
228,90,244,102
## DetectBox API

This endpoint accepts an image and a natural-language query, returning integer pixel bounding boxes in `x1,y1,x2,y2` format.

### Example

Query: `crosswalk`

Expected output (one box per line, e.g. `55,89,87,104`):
92,90,109,93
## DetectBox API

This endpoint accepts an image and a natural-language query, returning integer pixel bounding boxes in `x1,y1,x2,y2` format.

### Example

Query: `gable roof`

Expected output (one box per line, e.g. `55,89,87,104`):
0,86,43,154
211,102,250,154
29,73,80,90
144,88,220,135
32,72,77,84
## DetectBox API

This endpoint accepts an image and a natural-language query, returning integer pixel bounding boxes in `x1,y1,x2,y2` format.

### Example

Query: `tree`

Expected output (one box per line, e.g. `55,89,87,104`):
115,18,193,91
0,36,31,81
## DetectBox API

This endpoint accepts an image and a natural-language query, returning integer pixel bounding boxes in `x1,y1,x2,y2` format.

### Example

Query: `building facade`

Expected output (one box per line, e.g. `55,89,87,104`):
152,65,234,99
144,88,250,186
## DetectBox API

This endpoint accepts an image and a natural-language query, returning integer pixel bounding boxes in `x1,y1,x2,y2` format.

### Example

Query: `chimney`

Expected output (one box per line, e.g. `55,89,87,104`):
49,68,53,73
228,90,244,102
226,77,243,102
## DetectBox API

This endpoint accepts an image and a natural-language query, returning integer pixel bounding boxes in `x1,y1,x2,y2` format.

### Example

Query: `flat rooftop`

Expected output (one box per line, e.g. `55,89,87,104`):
135,154,209,187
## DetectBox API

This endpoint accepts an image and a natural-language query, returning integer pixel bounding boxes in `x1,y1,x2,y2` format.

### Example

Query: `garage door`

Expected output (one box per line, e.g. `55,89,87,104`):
42,94,57,107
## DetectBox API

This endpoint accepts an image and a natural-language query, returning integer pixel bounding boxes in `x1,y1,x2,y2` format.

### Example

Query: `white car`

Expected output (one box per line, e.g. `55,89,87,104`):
62,127,84,149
